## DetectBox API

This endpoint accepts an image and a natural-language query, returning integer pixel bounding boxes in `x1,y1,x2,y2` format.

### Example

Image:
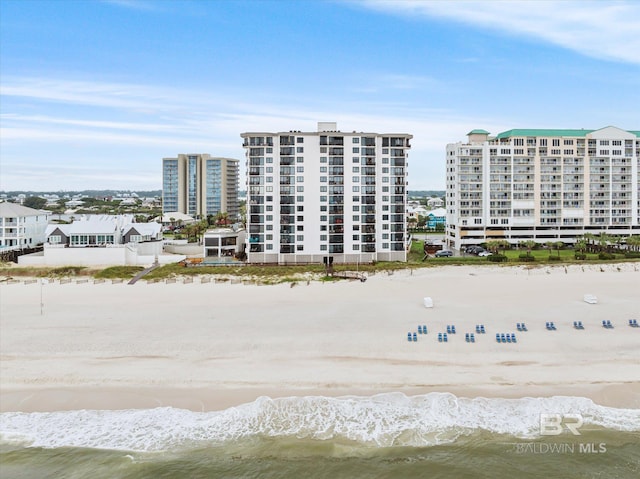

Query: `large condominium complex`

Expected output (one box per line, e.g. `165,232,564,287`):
241,122,412,264
162,154,239,219
446,126,640,250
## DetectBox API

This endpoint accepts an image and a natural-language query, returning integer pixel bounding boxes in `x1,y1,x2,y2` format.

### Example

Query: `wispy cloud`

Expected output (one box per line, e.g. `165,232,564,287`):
357,0,640,64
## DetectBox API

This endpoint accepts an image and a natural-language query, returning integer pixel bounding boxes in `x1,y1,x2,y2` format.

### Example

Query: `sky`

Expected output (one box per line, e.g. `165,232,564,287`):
1,0,639,192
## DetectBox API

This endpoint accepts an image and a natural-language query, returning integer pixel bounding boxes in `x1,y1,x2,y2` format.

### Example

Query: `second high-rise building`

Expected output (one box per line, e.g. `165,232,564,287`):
162,154,239,220
241,122,412,264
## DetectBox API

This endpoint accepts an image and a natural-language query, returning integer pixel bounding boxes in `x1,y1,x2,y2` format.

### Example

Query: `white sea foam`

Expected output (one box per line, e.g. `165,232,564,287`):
1,393,638,452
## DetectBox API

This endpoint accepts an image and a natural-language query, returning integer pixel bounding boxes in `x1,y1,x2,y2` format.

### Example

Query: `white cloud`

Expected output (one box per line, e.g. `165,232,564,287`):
358,0,640,64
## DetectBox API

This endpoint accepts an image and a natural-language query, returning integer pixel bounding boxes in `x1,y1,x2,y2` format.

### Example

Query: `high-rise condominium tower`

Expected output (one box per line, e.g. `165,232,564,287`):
446,126,639,250
162,154,239,219
241,122,412,264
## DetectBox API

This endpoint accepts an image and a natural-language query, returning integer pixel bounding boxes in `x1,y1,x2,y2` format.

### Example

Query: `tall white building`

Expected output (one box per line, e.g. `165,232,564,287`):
241,122,412,264
162,154,240,219
446,126,640,250
0,202,49,252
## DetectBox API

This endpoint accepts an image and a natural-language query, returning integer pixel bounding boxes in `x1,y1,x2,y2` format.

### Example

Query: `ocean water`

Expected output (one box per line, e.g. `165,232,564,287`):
1,393,639,479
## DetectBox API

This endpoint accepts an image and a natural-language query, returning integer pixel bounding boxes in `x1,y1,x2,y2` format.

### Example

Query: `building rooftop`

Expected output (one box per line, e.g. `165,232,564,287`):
0,202,48,217
495,127,640,139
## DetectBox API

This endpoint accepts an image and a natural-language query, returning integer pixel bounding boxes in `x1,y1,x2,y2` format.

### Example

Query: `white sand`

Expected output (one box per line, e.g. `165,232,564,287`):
1,264,639,411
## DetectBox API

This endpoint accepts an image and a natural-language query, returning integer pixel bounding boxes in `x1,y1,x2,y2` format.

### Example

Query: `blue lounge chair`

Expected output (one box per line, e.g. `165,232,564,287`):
573,321,579,329
501,333,506,343
551,322,556,330
516,323,522,331
407,332,412,341
629,319,638,327
578,321,584,329
506,333,512,343
511,333,517,343
480,325,486,334
545,322,550,330
443,333,448,342
476,325,480,333
606,320,613,329
446,325,451,334
451,325,456,334
465,333,470,342
418,325,423,334
496,333,501,342
438,333,443,342
470,333,475,343
413,332,418,341
423,325,427,334
521,323,528,331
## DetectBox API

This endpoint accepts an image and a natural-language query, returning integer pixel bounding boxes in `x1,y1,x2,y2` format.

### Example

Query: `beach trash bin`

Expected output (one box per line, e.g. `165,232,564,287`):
423,297,434,308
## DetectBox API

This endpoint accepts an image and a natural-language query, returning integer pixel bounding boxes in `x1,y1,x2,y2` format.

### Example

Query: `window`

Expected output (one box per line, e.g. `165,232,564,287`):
320,215,327,221
352,137,359,144
297,235,304,241
297,205,304,211
297,216,304,222
297,176,304,182
320,245,327,251
320,156,327,163
320,176,327,182
353,157,359,163
552,139,560,146
297,166,304,173
297,157,304,163
297,137,304,143
266,157,273,163
297,225,304,231
353,147,359,153
320,186,327,192
353,177,359,182
297,245,304,251
297,147,304,153
266,215,273,221
320,235,327,240
266,166,273,173
352,166,359,173
266,205,273,211
297,195,304,201
353,205,359,211
353,235,359,241
353,186,359,192
320,205,327,211
353,215,359,221
49,235,62,244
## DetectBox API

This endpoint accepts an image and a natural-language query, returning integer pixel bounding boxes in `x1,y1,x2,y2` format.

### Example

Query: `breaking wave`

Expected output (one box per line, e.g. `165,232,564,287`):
1,393,639,452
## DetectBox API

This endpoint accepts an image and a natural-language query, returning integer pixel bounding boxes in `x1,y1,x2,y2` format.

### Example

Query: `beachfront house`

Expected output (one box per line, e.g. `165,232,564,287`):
0,202,49,253
203,228,246,261
19,215,180,266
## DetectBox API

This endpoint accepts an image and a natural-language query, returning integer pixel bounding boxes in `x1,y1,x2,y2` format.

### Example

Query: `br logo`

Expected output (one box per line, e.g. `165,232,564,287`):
540,413,583,436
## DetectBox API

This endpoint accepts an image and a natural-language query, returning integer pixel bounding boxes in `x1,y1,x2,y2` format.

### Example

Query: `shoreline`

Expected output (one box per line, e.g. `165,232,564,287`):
2,264,639,414
2,382,640,413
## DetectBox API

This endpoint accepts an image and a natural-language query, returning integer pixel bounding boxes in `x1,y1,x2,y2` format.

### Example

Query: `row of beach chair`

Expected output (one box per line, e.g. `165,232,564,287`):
475,324,486,334
629,319,639,327
516,322,528,331
545,322,557,331
573,321,585,329
446,325,456,334
438,332,449,342
496,333,517,343
465,333,476,343
602,320,614,329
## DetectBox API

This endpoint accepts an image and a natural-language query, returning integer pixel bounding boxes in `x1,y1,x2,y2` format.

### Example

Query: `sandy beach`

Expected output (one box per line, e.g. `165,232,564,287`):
1,264,639,412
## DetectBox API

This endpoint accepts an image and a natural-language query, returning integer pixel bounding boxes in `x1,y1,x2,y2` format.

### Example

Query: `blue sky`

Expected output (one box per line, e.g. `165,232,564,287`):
1,0,639,192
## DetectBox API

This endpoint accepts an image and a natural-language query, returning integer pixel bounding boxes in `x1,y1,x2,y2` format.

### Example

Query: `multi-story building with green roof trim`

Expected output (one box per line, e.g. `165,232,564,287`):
445,126,639,250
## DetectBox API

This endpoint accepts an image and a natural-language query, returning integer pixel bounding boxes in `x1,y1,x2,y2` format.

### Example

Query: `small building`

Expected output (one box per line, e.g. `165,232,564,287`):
427,197,444,208
203,228,246,260
426,207,447,230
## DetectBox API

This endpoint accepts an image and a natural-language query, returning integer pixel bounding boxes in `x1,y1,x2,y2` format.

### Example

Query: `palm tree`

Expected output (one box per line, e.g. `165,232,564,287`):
596,232,611,253
626,235,640,252
521,240,536,258
583,233,596,253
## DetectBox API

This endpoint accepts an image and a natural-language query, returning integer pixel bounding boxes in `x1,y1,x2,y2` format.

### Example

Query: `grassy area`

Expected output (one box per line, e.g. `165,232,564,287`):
0,265,93,278
94,266,145,279
2,247,637,283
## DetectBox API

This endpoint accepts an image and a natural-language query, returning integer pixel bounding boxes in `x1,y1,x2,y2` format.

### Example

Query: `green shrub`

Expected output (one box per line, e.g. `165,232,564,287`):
574,253,587,260
518,254,536,262
487,254,507,262
548,256,561,261
624,252,640,258
598,252,615,260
